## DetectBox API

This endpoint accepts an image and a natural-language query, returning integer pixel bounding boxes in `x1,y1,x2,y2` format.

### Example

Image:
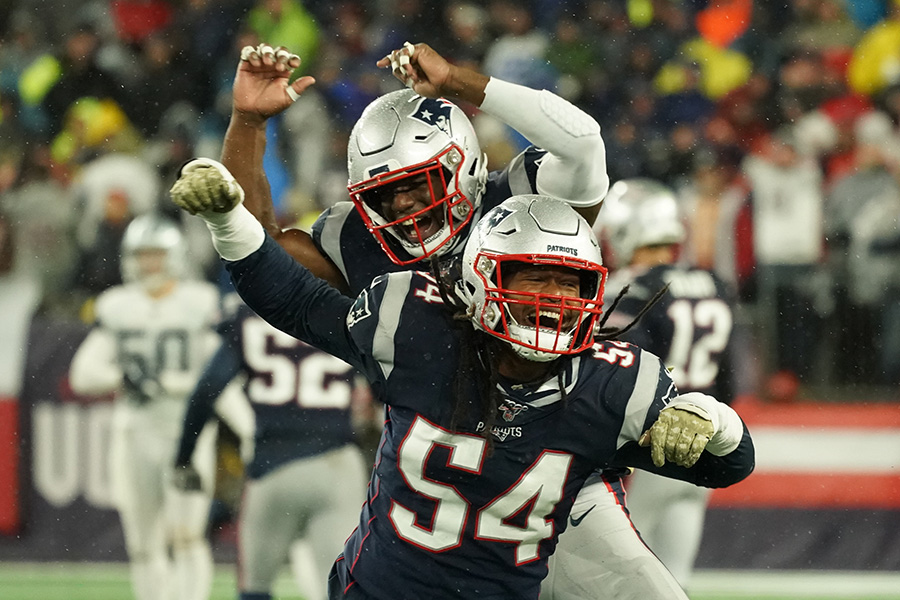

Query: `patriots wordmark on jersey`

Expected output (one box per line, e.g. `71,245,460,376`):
224,236,754,600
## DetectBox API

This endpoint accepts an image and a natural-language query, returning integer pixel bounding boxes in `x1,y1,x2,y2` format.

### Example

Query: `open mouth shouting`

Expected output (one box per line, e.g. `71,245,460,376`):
396,207,443,244
526,306,578,333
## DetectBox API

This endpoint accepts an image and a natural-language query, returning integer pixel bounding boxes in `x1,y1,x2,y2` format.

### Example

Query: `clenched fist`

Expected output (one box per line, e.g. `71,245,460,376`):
639,405,715,468
170,158,245,215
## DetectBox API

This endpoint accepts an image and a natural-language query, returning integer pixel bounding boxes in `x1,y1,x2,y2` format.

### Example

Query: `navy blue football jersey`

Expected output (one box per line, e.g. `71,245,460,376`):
176,295,356,479
605,264,736,402
311,147,545,294
226,236,754,600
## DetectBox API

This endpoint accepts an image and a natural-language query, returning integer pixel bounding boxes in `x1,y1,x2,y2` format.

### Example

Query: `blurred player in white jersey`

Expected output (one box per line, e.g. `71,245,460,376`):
598,179,738,589
69,214,231,600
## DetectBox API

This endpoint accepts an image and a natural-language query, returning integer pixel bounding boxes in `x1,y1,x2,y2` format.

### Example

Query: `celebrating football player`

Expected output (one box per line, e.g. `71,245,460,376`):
169,155,755,599
175,40,719,599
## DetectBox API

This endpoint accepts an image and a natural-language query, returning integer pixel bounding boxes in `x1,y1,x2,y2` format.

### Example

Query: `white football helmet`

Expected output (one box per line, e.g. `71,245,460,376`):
459,195,607,362
121,214,186,292
594,178,686,268
347,89,488,264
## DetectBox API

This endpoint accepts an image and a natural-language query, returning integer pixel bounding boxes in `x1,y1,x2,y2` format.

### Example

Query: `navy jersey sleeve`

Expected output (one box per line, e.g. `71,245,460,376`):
341,270,461,412
225,234,369,374
174,333,243,467
482,146,545,210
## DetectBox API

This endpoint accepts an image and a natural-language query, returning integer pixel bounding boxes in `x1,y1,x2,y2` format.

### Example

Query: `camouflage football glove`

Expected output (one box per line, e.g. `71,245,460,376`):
170,158,245,215
640,405,715,468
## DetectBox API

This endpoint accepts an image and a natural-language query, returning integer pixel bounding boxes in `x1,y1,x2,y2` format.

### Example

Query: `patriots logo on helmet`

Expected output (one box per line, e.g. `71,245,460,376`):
410,97,455,136
480,206,514,235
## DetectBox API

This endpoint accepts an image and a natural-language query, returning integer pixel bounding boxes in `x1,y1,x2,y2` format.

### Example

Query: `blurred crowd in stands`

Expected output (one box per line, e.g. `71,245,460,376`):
1,0,899,398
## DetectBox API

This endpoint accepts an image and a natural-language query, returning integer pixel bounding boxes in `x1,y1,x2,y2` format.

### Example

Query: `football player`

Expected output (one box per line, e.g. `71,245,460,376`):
169,162,755,600
69,215,226,600
187,40,695,599
558,178,738,592
173,292,369,600
217,41,608,293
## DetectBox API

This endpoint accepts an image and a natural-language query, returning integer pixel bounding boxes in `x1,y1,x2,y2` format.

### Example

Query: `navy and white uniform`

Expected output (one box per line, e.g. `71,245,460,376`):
312,147,545,293
176,296,367,600
615,264,736,588
225,236,754,600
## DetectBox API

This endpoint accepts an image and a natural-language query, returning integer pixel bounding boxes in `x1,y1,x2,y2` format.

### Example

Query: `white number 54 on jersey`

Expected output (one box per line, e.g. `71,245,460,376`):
392,416,571,564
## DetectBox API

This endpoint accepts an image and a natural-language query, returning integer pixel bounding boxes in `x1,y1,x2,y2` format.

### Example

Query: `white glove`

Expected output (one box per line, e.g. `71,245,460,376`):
170,158,245,215
639,404,714,468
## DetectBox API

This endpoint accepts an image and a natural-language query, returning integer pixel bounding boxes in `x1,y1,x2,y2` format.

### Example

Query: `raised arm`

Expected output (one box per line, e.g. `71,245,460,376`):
222,43,350,293
380,42,609,224
169,158,362,367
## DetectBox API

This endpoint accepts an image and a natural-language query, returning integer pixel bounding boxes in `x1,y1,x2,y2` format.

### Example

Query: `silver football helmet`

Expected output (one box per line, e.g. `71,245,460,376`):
121,214,186,292
459,195,607,362
347,89,488,265
594,178,686,268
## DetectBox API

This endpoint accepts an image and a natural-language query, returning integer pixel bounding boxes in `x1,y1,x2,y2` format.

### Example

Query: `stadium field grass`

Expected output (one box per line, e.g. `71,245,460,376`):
1,563,899,600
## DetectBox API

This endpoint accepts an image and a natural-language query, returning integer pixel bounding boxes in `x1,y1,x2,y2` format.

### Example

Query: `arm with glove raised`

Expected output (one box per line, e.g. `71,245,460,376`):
379,42,609,224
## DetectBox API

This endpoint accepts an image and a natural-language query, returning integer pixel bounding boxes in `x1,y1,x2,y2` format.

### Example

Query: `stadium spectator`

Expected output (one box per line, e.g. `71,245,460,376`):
70,151,161,297
24,21,130,138
0,142,79,316
742,128,827,385
826,138,900,384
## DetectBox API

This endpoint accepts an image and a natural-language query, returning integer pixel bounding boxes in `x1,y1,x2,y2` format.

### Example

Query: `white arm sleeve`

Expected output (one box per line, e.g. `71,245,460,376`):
668,392,745,456
69,329,123,396
201,203,266,262
479,78,609,207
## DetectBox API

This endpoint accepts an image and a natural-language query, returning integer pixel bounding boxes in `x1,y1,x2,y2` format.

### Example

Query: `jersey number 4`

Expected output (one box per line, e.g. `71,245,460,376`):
391,416,571,565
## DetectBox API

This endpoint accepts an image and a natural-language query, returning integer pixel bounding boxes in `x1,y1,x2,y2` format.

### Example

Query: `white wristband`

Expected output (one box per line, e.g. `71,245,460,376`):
203,204,265,262
668,392,744,456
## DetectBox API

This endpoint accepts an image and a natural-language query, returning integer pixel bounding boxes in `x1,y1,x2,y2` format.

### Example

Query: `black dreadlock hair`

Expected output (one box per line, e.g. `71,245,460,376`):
594,282,671,340
428,255,501,444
